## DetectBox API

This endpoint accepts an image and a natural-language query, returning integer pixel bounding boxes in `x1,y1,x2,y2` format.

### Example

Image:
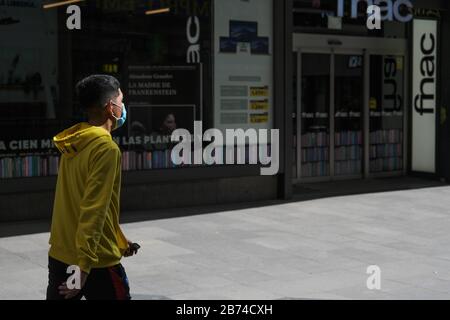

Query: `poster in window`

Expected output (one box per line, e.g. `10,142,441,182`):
214,0,273,134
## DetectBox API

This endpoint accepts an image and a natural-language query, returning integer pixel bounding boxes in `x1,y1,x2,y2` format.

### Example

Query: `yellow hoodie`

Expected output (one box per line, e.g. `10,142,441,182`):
49,122,128,274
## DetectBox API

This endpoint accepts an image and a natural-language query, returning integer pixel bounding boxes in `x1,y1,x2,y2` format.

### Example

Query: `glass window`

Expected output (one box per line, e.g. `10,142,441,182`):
0,0,212,178
369,55,404,173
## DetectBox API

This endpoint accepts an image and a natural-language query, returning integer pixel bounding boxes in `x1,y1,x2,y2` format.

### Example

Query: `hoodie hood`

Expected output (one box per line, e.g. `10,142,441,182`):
53,122,111,158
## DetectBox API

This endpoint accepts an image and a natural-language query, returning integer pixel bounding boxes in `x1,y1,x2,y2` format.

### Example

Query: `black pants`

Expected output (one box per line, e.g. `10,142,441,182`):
46,256,131,300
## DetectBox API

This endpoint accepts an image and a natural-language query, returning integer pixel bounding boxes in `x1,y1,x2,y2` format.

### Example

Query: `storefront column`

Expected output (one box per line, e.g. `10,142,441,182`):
440,3,450,181
274,0,294,199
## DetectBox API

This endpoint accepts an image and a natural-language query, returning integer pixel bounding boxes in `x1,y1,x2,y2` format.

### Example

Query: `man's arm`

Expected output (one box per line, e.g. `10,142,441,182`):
76,142,120,274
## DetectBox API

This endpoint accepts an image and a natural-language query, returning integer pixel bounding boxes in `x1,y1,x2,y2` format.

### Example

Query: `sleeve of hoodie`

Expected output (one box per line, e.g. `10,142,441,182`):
76,141,120,274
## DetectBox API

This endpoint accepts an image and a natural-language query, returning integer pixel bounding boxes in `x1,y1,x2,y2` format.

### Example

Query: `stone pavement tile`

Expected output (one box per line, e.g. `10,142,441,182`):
219,268,279,285
300,254,367,274
170,254,243,274
0,268,47,300
121,257,179,277
173,274,236,290
347,259,450,283
345,231,415,246
245,278,326,298
229,213,291,229
170,241,251,262
221,255,313,279
170,283,281,300
424,259,450,281
15,249,50,269
328,246,409,266
377,279,449,300
131,293,172,300
180,220,229,234
325,280,419,300
128,282,172,300
392,275,450,295
350,224,403,239
0,248,45,272
250,269,366,296
121,224,180,239
134,238,195,258
218,221,270,233
135,259,207,279
231,241,294,260
0,236,46,253
384,240,450,257
292,292,351,300
130,273,200,297
340,240,423,261
283,244,340,262
296,230,357,244
170,291,230,300
244,233,341,253
258,254,348,277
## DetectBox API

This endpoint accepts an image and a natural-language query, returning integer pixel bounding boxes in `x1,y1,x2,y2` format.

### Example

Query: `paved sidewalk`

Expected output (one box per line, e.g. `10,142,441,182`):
1,185,450,300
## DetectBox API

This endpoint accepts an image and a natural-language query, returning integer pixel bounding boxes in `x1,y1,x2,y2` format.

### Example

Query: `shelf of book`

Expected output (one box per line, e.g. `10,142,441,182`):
300,132,330,177
122,150,178,171
335,131,363,146
369,129,403,173
0,154,59,179
370,158,403,172
334,131,362,175
301,161,330,178
301,147,329,163
1,144,269,179
301,132,329,148
370,129,403,145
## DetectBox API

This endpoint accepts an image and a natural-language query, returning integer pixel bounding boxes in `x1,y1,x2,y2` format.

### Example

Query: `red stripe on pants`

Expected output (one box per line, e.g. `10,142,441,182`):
108,268,127,300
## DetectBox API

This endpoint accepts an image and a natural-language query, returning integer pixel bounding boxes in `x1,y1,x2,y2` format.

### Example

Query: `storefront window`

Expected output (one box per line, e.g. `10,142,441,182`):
0,0,212,178
369,55,404,173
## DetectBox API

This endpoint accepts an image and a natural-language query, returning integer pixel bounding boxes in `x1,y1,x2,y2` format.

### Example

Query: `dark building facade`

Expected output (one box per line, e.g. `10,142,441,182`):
0,0,449,222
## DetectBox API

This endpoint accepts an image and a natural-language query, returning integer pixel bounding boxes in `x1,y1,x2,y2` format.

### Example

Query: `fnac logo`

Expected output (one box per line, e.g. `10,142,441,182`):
219,20,269,55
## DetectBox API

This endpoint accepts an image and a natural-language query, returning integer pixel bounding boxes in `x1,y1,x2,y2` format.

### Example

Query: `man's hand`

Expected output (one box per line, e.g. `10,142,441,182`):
58,270,88,300
124,239,140,257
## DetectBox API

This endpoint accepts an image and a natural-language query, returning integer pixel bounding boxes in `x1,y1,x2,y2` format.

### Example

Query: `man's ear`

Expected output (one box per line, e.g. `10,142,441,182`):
104,102,114,118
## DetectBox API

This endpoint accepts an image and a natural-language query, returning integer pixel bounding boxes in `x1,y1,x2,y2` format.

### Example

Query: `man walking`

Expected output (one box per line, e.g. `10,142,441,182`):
46,75,138,300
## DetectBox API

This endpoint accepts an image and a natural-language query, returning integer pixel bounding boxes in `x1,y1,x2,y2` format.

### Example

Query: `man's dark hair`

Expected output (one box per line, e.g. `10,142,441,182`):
76,75,120,110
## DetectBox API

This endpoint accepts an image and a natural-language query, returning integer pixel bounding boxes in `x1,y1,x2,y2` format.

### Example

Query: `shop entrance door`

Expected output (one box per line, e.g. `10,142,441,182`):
292,35,408,183
293,51,364,180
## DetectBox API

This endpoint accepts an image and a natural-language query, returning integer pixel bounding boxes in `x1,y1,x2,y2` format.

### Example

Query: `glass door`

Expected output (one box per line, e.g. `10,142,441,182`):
299,53,331,179
296,51,364,181
294,36,407,183
333,54,364,177
368,55,405,174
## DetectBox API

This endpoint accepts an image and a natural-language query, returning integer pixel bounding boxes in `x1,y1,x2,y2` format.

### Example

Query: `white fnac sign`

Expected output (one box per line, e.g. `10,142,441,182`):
186,16,201,63
336,0,413,22
412,19,437,173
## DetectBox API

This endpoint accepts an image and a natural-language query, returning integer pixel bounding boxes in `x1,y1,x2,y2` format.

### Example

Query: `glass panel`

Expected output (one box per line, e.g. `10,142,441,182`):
300,53,330,178
334,54,363,176
0,0,213,179
293,52,298,179
369,55,404,173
